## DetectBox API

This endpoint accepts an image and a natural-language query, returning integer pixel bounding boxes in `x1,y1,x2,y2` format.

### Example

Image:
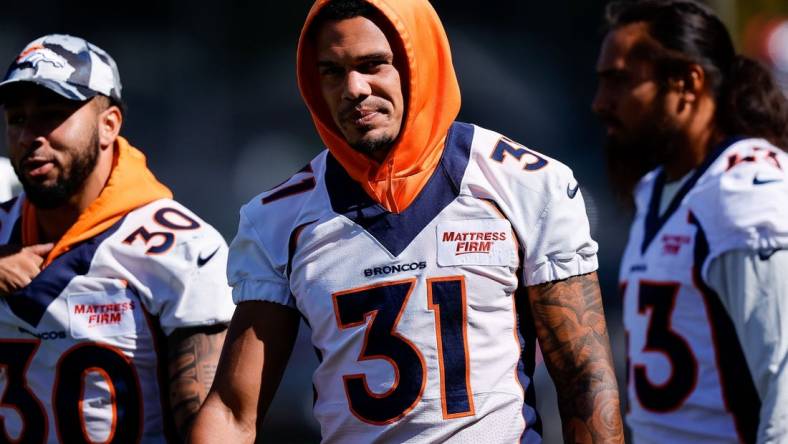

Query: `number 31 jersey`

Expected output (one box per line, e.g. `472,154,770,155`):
229,122,598,443
0,197,235,443
621,138,788,443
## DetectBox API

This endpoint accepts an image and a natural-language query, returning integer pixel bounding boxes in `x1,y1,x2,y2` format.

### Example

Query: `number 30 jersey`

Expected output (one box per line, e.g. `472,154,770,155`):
621,138,788,443
0,197,235,443
229,122,598,443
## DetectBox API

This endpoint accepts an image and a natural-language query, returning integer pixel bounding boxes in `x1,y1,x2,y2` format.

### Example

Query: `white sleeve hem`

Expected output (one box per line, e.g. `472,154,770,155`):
232,279,296,309
526,252,598,286
159,319,231,337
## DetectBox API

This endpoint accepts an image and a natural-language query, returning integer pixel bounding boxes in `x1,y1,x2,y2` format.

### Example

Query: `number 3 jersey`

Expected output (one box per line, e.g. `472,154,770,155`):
0,144,235,443
621,137,788,443
229,122,598,443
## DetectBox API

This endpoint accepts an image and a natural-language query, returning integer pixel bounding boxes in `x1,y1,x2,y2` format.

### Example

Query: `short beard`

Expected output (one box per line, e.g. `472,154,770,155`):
19,131,101,209
604,101,682,205
350,134,395,159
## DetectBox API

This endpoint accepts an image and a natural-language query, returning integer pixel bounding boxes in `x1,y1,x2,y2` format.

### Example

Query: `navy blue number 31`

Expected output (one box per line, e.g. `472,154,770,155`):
332,277,474,424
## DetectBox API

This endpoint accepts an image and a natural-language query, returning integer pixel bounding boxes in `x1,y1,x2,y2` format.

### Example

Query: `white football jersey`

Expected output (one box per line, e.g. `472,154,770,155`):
0,196,235,443
229,122,598,443
0,157,20,202
621,138,788,443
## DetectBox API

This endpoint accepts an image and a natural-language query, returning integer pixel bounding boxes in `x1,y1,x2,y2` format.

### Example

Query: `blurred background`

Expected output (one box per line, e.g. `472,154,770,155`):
1,0,786,442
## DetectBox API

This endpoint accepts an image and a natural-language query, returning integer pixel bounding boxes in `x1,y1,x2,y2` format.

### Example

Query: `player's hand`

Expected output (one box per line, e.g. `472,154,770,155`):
0,243,54,295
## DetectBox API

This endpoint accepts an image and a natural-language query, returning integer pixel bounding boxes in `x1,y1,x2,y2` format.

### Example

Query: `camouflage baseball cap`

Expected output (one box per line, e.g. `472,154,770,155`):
0,34,122,103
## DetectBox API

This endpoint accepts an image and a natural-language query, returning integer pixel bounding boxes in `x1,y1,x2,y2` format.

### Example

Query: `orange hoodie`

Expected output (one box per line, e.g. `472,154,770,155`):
297,0,461,213
22,136,173,267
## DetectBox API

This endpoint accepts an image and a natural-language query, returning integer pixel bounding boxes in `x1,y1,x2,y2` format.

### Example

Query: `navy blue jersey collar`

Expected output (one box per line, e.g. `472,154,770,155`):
641,136,746,254
6,217,125,327
325,122,473,257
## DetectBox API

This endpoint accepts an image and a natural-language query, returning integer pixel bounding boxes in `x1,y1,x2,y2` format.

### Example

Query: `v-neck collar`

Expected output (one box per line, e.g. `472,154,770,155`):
640,136,745,254
324,122,473,258
6,217,125,327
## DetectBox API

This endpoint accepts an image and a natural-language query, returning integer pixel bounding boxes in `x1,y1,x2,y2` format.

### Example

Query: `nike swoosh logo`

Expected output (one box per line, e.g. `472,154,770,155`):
197,247,220,267
758,248,778,260
567,182,579,199
753,176,783,185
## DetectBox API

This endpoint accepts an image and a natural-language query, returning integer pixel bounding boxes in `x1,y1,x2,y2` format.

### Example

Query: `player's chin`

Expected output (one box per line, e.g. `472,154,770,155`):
347,130,396,155
603,122,626,138
21,183,71,209
346,124,385,142
21,172,60,190
604,129,634,150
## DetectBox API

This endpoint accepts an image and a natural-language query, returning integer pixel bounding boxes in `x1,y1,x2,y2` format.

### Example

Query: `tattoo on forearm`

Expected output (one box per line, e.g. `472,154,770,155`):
168,328,226,439
528,272,624,443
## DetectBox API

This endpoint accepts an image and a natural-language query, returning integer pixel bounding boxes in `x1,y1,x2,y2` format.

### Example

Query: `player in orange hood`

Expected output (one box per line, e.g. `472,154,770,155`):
192,1,623,442
297,0,461,213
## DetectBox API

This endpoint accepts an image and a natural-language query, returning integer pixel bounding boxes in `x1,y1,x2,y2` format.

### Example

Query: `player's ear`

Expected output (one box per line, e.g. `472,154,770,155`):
97,99,122,149
679,64,705,104
670,64,704,113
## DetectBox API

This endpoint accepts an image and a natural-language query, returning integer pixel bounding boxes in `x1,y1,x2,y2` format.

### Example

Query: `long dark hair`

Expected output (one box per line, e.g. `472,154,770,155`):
605,0,788,149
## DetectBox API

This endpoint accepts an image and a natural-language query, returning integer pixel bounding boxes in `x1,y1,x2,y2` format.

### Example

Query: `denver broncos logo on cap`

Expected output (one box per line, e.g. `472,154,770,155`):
16,44,45,61
15,45,69,74
0,34,123,103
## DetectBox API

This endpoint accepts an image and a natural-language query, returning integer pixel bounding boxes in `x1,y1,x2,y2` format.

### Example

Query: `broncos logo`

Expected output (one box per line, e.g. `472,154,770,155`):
14,45,69,74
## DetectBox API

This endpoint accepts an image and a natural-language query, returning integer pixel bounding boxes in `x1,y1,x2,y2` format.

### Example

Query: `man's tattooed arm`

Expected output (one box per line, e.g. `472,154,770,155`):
527,271,624,443
168,325,228,440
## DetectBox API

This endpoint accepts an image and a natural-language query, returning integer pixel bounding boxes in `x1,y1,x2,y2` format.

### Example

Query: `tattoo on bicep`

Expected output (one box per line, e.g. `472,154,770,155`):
528,272,624,443
168,328,226,439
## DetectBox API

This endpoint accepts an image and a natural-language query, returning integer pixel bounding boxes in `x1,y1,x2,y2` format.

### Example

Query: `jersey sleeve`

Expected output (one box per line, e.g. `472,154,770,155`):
0,158,20,202
522,167,599,285
690,144,788,281
472,130,599,286
707,250,788,443
0,195,22,244
226,203,295,309
114,200,236,336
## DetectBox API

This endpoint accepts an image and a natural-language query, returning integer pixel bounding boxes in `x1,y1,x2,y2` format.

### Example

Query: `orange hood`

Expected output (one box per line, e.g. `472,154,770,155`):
22,136,173,267
297,0,461,213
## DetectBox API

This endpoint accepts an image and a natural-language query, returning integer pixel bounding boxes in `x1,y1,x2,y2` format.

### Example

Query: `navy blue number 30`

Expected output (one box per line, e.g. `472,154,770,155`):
332,276,474,424
0,341,46,443
0,341,141,444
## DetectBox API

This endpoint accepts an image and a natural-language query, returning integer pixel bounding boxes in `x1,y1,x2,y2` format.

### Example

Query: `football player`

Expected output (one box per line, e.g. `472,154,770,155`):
191,0,623,442
0,34,235,442
593,1,788,443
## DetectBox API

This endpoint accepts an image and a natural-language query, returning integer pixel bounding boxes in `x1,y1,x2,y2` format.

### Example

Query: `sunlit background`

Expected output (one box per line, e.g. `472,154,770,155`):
1,0,786,442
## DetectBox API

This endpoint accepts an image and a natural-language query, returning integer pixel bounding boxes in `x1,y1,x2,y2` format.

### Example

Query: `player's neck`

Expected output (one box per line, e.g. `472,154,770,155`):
35,150,115,243
365,146,391,164
663,97,723,181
